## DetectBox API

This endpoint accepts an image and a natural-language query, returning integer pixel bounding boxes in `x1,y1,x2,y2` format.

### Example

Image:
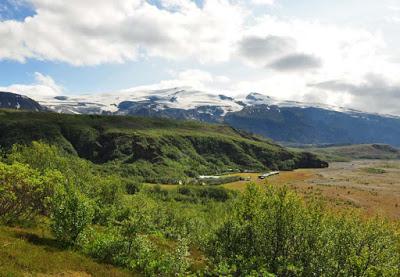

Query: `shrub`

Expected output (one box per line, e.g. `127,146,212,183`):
124,179,143,195
80,229,127,265
198,186,230,202
81,227,191,276
177,186,193,196
7,142,98,192
209,184,400,276
50,186,95,245
0,162,62,224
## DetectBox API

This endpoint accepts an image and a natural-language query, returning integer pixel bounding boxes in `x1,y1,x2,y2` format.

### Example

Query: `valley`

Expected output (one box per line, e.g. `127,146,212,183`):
144,159,400,220
221,160,400,220
2,1,399,275
0,110,399,276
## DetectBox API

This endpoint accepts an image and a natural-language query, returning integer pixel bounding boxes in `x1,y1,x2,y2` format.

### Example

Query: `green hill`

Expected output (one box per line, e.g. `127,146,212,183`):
294,144,400,162
0,109,327,183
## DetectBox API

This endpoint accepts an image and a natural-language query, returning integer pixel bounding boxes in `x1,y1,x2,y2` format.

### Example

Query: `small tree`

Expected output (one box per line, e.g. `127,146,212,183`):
0,162,62,224
125,179,143,195
50,186,94,245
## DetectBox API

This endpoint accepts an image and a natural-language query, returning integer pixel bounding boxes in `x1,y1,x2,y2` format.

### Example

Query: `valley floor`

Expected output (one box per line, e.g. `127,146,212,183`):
144,160,400,219
222,160,400,220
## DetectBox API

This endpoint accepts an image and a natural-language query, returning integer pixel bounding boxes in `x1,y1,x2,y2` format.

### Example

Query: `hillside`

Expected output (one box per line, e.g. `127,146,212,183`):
295,144,400,162
0,109,327,183
0,226,133,276
12,87,400,147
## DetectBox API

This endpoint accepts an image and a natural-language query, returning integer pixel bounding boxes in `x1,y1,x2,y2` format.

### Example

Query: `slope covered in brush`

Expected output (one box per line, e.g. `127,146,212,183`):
0,110,327,182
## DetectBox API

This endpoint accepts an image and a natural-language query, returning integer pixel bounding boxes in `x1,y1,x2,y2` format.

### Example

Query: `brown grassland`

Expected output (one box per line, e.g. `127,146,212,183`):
145,159,400,219
223,160,400,220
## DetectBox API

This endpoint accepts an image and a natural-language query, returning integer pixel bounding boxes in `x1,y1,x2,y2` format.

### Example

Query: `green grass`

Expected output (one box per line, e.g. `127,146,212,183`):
0,226,135,277
362,167,387,174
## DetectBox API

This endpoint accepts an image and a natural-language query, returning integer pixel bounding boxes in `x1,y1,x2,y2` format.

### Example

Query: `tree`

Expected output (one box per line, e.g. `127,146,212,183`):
0,162,62,224
50,186,94,245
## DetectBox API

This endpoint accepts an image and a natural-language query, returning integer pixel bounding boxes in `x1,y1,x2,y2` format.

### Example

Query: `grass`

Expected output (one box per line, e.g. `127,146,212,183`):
0,226,135,277
362,167,387,174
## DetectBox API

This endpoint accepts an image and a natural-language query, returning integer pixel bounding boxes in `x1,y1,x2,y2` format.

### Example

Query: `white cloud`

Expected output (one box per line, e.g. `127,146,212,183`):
386,15,400,23
252,0,275,6
0,0,245,65
124,69,231,92
0,72,62,98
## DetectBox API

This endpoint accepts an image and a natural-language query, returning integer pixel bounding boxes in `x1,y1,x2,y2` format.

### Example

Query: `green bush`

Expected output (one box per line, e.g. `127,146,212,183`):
124,179,143,195
0,162,63,224
50,186,95,245
80,227,191,276
209,184,400,276
80,229,127,265
7,142,96,192
175,186,233,202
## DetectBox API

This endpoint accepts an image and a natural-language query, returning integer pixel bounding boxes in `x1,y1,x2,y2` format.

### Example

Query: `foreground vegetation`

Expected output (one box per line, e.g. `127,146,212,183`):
1,142,399,276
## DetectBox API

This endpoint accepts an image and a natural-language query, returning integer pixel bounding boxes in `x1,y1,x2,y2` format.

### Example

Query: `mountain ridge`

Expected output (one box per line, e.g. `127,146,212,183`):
4,88,400,147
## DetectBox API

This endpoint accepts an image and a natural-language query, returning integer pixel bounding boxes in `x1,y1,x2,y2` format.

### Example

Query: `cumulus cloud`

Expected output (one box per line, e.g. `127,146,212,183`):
0,72,62,98
0,0,245,65
269,53,322,71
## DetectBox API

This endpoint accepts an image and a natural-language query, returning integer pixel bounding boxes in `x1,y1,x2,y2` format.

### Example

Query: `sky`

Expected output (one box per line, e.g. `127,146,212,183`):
0,0,400,115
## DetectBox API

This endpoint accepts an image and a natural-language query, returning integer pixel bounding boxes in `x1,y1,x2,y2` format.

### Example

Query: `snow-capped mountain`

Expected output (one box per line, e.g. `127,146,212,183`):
37,87,244,116
35,87,365,117
5,87,400,147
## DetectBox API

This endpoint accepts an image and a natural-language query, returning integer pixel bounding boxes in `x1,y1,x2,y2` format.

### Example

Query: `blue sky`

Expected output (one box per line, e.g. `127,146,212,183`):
0,0,400,114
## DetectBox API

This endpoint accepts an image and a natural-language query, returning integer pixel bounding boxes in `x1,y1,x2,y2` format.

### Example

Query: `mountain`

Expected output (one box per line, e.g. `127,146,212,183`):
224,102,400,147
14,87,400,147
0,109,327,182
0,91,44,111
293,144,400,162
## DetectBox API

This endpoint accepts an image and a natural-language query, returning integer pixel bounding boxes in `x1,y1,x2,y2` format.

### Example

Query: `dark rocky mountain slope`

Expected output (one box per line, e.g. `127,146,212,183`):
0,91,44,111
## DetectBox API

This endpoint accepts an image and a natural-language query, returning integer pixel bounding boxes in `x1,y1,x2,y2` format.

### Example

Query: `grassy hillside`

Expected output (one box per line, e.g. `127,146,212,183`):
0,226,134,276
0,109,327,183
294,144,400,162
